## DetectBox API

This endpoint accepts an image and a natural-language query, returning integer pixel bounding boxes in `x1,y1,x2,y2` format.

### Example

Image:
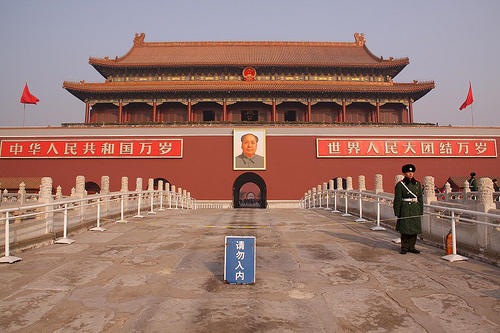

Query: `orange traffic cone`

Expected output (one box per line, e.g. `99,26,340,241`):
445,231,453,255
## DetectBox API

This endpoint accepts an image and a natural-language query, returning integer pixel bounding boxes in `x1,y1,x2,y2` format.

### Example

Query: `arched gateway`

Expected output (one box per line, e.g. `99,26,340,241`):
233,173,267,208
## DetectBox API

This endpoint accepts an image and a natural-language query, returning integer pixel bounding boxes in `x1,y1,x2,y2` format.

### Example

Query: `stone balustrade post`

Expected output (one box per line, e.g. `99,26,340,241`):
476,177,495,252
423,176,437,205
56,186,62,200
312,187,317,207
101,176,110,213
18,182,26,205
136,178,143,192
443,182,451,202
70,187,76,197
336,177,343,190
346,177,353,191
463,180,470,194
183,189,187,208
75,175,86,222
375,174,383,193
2,189,7,203
358,175,366,192
38,177,54,233
177,187,182,209
120,176,129,210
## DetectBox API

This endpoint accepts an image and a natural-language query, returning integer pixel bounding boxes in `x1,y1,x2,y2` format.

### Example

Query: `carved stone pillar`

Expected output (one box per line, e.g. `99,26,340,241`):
56,186,62,200
463,180,470,193
374,174,383,193
75,176,85,198
336,177,343,190
136,178,143,192
346,177,353,191
423,176,437,205
39,177,54,232
358,175,366,192
329,179,334,191
476,177,495,252
101,176,110,195
18,182,26,205
148,178,154,191
444,182,451,194
121,177,129,192
158,180,164,192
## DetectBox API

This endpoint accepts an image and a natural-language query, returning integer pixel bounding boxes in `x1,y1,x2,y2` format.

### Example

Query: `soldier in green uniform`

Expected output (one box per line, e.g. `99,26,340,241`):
393,164,423,254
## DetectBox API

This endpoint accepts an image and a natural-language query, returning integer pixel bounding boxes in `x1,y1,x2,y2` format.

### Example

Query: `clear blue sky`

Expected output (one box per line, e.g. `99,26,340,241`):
1,0,498,127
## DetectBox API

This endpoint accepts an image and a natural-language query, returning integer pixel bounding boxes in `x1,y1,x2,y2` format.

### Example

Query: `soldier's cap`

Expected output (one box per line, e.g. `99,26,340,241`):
470,172,476,177
402,164,416,173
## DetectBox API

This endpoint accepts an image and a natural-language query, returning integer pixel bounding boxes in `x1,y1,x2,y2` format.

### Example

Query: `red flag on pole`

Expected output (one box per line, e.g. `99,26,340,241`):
459,82,473,110
20,83,39,104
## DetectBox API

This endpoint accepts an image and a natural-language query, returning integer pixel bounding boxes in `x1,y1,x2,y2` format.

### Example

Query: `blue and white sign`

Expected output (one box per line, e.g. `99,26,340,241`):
224,236,256,284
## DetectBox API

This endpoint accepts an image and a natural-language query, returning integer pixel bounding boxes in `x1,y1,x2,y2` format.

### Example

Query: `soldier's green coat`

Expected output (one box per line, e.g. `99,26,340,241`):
393,179,423,235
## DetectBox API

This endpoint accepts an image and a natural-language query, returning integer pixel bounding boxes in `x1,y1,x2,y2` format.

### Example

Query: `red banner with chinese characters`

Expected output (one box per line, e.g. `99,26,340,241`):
317,138,497,158
0,139,183,158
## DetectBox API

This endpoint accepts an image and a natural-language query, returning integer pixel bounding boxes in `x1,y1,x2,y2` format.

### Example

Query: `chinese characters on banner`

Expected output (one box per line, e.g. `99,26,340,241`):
0,139,183,158
316,138,497,158
224,236,255,284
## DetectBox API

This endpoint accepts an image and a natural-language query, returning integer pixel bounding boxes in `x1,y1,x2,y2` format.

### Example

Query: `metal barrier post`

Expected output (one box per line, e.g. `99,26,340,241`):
325,190,330,210
158,190,165,211
442,211,468,262
55,203,76,244
90,198,106,231
318,191,322,208
116,194,128,223
371,196,386,231
342,191,351,216
332,190,339,213
0,212,22,263
134,191,144,218
175,194,179,209
148,191,156,215
168,191,172,209
355,191,366,222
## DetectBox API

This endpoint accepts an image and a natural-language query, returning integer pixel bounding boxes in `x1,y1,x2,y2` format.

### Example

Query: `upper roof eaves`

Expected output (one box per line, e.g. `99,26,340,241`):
89,33,409,69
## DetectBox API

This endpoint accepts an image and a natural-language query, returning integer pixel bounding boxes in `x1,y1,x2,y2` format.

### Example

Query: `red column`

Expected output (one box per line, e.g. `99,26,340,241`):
307,101,312,122
85,102,90,123
342,100,346,122
376,101,380,123
118,101,123,124
272,100,276,122
223,100,227,121
409,99,414,123
153,101,157,122
187,100,192,122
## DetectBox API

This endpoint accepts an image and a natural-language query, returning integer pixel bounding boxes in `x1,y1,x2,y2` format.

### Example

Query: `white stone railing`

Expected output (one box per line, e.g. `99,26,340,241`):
0,175,196,264
300,174,500,265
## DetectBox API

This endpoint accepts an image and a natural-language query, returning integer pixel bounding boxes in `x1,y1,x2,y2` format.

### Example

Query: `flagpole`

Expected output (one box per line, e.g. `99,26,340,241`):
23,104,26,127
471,104,474,127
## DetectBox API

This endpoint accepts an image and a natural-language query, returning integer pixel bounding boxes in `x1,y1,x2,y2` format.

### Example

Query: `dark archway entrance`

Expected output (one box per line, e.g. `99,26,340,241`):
233,172,267,208
85,181,100,194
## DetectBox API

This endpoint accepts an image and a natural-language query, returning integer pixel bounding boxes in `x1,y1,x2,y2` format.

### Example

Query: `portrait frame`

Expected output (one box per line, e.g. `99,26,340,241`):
233,128,266,170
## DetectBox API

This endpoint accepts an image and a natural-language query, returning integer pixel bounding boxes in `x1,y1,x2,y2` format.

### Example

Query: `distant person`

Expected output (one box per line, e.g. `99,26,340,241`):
393,164,423,255
468,172,477,191
493,179,499,192
235,133,265,169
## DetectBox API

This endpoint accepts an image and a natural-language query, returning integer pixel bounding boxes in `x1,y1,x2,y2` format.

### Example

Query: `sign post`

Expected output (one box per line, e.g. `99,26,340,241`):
224,236,256,284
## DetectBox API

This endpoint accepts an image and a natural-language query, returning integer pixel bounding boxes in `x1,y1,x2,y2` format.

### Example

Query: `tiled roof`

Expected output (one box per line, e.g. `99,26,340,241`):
63,80,434,94
89,33,408,69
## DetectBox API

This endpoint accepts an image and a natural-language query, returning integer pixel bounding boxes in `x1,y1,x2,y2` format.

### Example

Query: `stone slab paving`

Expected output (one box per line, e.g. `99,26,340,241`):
0,208,499,332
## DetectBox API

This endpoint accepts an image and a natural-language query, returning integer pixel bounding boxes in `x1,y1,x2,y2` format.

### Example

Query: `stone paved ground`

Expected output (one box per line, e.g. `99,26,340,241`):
0,208,499,332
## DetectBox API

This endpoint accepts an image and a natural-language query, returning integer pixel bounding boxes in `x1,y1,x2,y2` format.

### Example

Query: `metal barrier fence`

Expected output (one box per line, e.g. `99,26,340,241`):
300,188,500,263
0,189,196,264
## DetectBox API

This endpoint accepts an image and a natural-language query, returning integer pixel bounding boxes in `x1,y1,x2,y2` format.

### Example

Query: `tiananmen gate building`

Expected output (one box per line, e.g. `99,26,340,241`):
0,33,498,208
